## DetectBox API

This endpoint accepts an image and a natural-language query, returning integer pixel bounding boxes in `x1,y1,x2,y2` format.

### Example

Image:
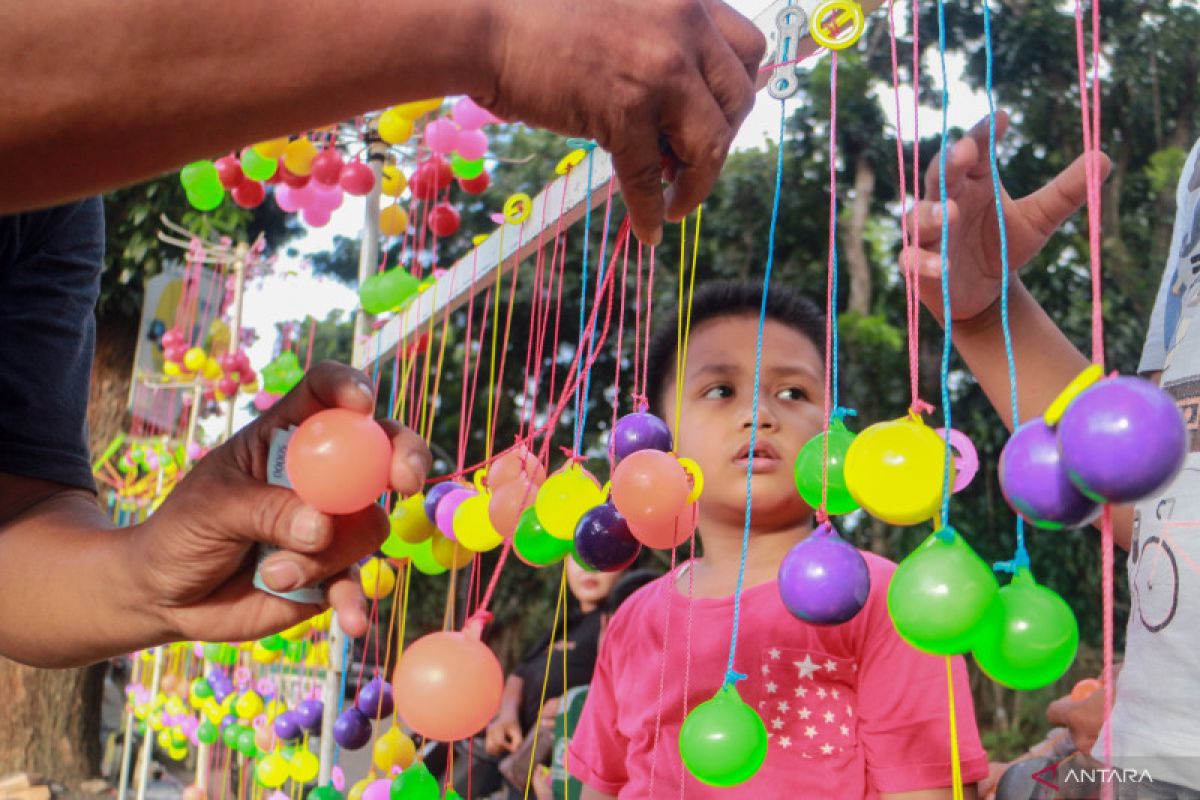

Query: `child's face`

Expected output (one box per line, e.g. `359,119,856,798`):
662,315,824,531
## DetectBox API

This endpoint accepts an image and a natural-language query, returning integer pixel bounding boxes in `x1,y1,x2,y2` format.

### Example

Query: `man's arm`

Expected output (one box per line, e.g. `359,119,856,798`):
0,0,765,243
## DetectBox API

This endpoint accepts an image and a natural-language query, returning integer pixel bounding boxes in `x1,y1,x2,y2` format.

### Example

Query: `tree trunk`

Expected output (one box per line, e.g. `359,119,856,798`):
845,152,876,316
0,310,139,782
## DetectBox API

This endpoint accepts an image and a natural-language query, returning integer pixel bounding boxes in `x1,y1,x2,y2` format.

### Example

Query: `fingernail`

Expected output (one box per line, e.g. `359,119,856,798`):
649,225,663,247
292,507,324,548
355,378,375,404
261,560,305,592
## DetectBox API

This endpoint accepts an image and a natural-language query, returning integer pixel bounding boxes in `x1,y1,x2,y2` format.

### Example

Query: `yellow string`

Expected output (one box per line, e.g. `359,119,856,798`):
524,565,568,800
945,657,964,800
424,291,453,443
484,230,507,463
672,208,703,443
561,574,570,800
392,559,413,726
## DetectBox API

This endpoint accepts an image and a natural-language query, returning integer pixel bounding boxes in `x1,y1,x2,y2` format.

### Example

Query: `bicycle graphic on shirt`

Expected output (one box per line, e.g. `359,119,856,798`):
1129,486,1200,634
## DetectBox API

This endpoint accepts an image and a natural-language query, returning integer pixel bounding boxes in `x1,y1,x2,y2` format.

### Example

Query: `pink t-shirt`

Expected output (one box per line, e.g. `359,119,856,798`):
568,552,989,798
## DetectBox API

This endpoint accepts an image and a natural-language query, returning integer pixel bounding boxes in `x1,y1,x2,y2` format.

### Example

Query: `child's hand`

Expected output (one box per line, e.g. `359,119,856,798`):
485,715,525,755
903,111,1110,324
128,361,431,644
531,765,553,800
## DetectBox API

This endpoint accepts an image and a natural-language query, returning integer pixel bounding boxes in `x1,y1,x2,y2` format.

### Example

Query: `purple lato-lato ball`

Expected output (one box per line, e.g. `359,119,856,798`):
999,419,1100,530
294,698,324,733
355,677,394,720
777,523,870,625
423,481,460,523
332,707,372,750
573,504,641,572
1058,377,1187,504
273,711,302,742
611,412,673,462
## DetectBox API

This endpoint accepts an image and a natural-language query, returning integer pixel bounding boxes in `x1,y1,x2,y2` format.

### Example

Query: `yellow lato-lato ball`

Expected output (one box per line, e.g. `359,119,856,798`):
379,109,414,145
183,347,207,373
393,97,443,119
279,620,310,642
360,558,397,599
163,361,181,377
252,138,289,159
282,138,318,177
430,533,474,570
379,206,409,237
381,165,407,198
202,357,223,380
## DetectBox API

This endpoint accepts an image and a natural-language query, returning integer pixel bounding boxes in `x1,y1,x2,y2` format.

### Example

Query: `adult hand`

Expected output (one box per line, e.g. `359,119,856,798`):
485,715,525,755
903,111,1110,324
1046,681,1110,757
479,0,766,245
130,361,431,644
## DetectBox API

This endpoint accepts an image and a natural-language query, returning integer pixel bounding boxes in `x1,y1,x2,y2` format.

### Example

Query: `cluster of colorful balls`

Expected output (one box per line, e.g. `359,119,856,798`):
256,350,306,411
329,673,420,778
358,267,432,316
159,328,259,400
117,441,204,478
343,760,459,800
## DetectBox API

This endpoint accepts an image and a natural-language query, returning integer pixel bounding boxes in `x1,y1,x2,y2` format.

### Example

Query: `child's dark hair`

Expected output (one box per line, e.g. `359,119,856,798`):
643,280,826,417
604,569,661,616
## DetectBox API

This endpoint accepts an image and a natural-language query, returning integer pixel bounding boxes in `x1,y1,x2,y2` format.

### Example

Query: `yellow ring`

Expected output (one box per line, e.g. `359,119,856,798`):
677,457,705,504
555,149,587,176
810,0,866,51
1044,364,1105,426
473,469,488,493
503,193,533,224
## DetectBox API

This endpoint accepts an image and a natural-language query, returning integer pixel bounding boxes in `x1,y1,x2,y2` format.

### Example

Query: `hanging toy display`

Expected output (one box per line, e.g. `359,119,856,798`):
777,521,870,625
843,412,954,526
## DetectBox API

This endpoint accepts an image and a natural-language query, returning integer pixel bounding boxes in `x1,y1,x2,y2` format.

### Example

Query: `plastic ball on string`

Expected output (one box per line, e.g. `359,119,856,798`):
512,507,574,567
488,477,538,539
232,180,266,209
379,206,410,238
181,160,225,211
278,162,311,189
340,161,375,196
574,504,641,572
385,493,436,551
972,568,1079,691
360,557,397,598
283,138,318,177
215,155,245,189
381,165,408,198
273,711,302,742
628,500,697,550
434,487,475,540
487,445,546,490
454,128,488,161
389,762,439,800
241,146,279,182
1058,375,1186,504
611,411,673,462
843,414,953,526
303,205,333,228
1000,418,1100,529
289,748,320,783
794,416,859,515
392,618,503,741
408,157,453,200
423,117,459,155
450,154,485,180
253,138,289,159
235,690,264,720
372,726,416,773
379,108,414,145
408,537,448,575
535,465,604,541
887,528,999,655
236,726,258,758
458,171,490,195
254,725,278,760
308,787,343,800
348,778,372,800
678,684,767,787
610,449,691,532
356,676,395,719
393,97,444,119
428,203,461,238
453,492,504,552
778,522,869,625
293,698,324,733
360,267,420,314
429,532,474,570
452,97,498,130
333,706,372,750
285,408,391,515
362,779,391,800
311,149,344,186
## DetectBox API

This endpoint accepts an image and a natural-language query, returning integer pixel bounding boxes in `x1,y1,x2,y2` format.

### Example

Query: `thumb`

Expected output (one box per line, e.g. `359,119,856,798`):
1017,151,1112,238
255,361,377,433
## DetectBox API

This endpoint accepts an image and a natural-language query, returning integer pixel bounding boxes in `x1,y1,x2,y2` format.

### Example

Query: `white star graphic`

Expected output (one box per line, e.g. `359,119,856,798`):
794,686,807,698
761,664,770,676
766,681,778,694
779,736,792,749
816,687,827,699
804,725,818,739
798,706,812,720
839,724,850,737
769,647,781,660
823,710,835,724
845,704,853,716
794,655,819,680
824,659,838,672
772,717,785,730
820,743,834,755
831,688,839,699
777,700,790,713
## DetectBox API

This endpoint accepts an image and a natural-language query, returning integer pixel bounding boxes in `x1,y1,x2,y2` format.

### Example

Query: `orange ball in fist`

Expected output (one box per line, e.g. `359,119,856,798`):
286,409,391,514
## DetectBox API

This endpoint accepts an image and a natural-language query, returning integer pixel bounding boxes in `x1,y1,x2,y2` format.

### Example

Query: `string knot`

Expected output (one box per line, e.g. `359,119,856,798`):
565,138,598,151
832,406,858,421
993,548,1030,574
724,669,747,687
631,394,649,413
558,446,588,465
910,399,935,417
815,509,831,525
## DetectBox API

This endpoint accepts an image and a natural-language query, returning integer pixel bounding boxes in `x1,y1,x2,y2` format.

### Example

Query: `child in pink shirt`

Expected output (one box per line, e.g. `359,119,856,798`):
568,281,989,799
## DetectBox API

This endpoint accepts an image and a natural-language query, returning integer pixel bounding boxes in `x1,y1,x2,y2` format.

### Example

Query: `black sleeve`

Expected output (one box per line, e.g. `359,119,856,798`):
0,198,104,492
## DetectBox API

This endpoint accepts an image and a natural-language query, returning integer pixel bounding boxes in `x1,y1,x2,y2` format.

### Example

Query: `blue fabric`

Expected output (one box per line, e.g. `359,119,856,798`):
0,198,104,492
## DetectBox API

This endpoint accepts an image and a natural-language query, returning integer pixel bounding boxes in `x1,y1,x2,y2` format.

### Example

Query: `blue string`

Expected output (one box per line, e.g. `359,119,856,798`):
725,101,787,685
982,0,1030,573
573,150,597,453
831,180,841,416
936,0,955,526
576,165,615,449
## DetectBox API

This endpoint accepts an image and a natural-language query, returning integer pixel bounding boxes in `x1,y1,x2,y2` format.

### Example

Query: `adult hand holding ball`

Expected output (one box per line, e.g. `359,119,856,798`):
285,409,392,515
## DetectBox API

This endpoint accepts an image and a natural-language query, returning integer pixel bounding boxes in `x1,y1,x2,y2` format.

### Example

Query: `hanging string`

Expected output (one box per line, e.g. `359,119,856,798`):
981,0,1029,573
724,100,788,686
672,211,703,444
819,58,842,520
576,182,617,451
572,149,598,454
523,564,568,800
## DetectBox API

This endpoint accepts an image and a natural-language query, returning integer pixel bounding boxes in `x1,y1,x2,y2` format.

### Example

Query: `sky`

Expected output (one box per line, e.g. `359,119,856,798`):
232,0,994,421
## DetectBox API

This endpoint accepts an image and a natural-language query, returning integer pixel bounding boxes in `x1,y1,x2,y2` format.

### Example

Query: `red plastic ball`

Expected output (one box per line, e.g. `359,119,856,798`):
458,172,490,195
310,149,345,187
285,409,392,515
278,164,311,189
429,204,461,237
340,161,375,196
215,156,245,189
231,180,266,209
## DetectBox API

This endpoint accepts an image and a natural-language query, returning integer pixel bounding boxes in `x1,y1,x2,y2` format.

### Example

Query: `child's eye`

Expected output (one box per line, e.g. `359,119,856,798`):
777,387,808,401
703,385,733,400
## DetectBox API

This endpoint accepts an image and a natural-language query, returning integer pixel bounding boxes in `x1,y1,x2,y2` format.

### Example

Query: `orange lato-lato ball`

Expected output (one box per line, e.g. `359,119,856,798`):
610,449,691,531
485,445,546,490
285,409,392,515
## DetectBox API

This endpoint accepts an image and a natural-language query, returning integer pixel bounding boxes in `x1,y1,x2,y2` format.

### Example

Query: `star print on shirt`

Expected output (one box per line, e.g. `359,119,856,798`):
757,648,859,759
794,655,819,680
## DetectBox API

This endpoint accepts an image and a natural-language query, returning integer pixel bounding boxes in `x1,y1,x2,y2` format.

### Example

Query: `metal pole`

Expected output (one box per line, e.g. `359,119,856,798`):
134,648,164,800
115,655,143,800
